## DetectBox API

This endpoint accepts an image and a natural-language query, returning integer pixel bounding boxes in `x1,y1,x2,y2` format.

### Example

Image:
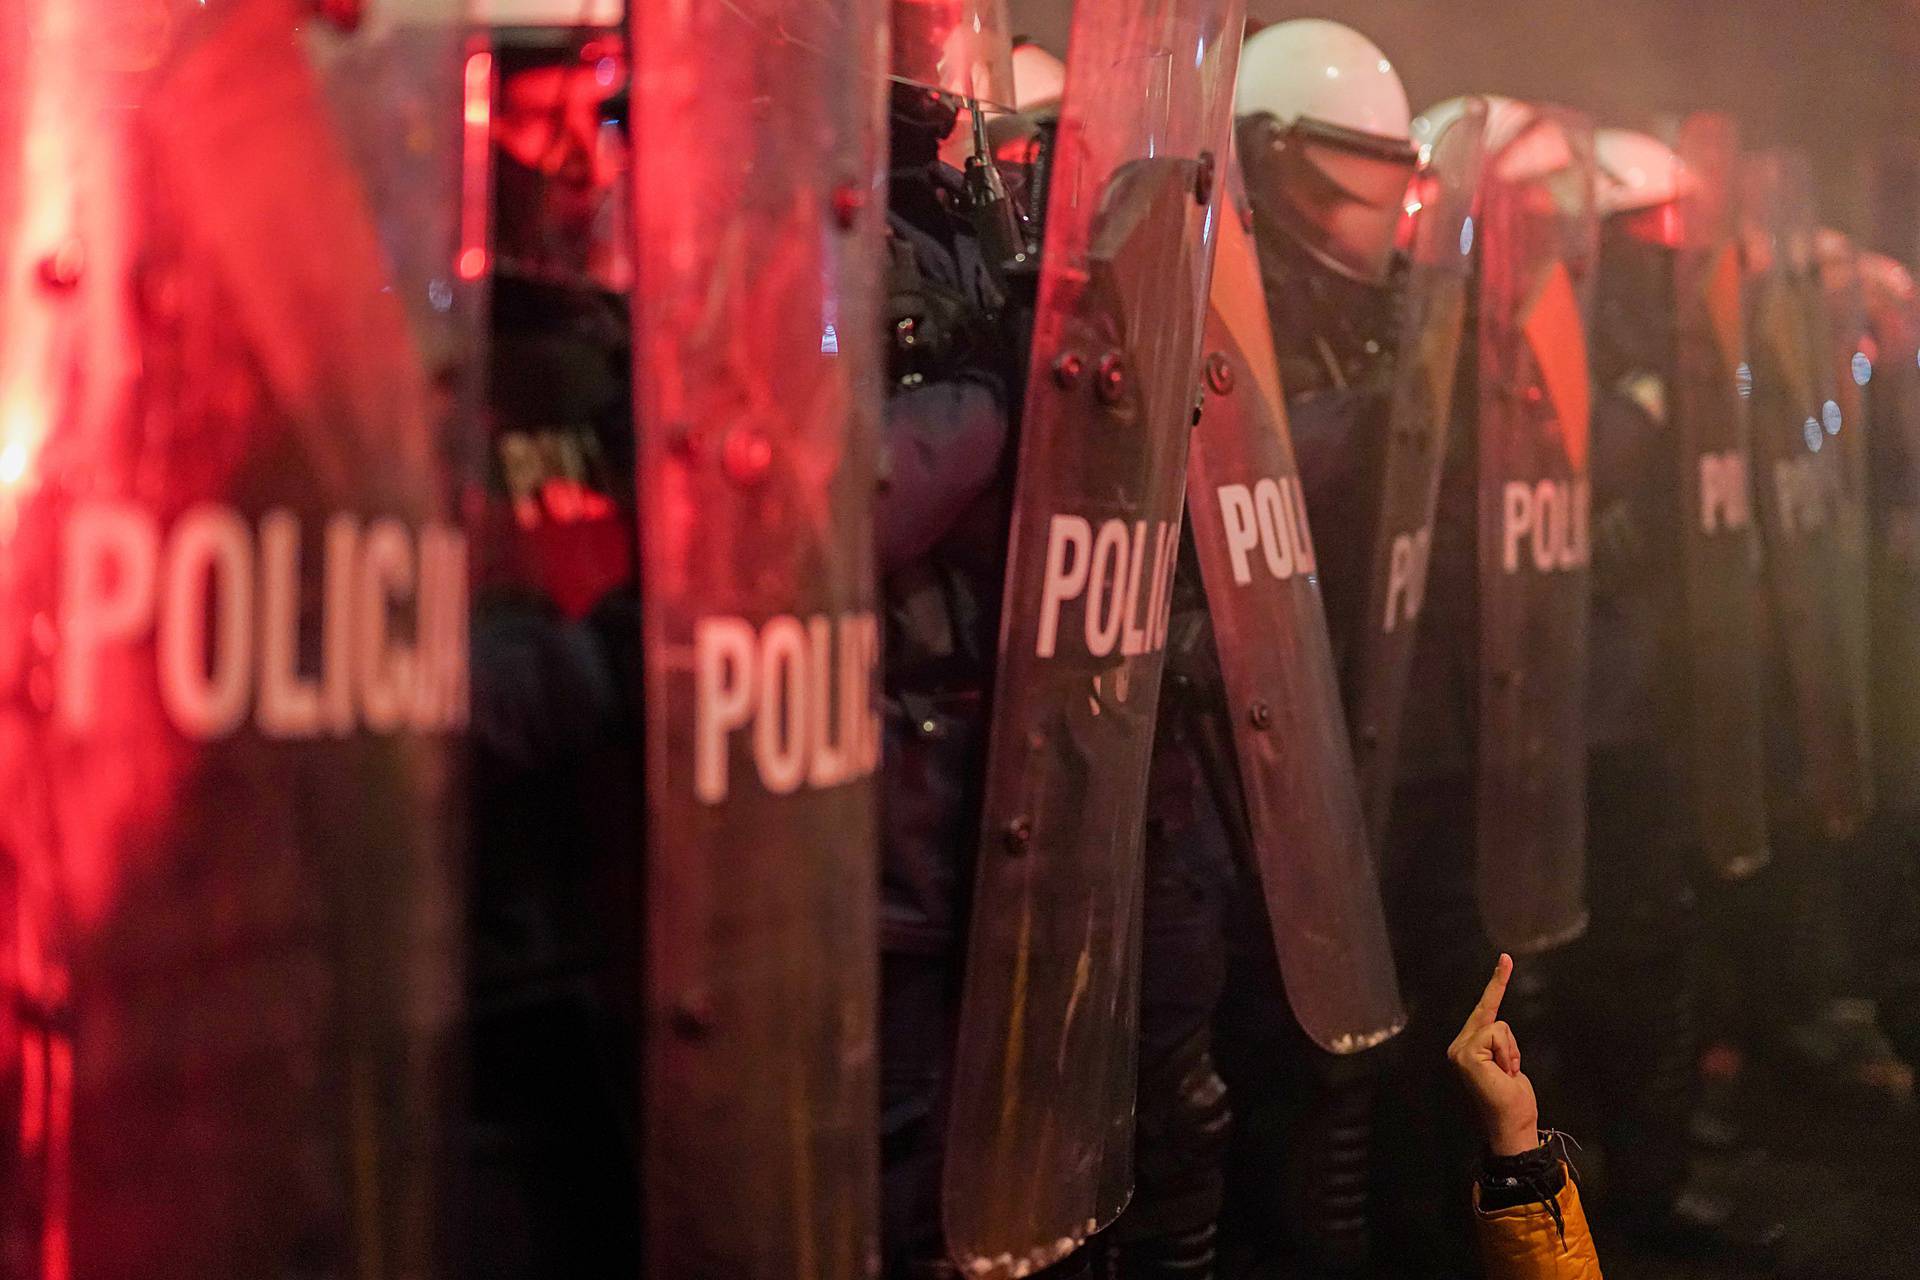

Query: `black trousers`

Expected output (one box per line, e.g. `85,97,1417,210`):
1548,747,1699,1216
880,735,1235,1280
1369,775,1494,1279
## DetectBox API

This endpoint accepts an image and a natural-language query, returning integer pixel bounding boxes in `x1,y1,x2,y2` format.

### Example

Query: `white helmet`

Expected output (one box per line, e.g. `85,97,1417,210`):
1861,250,1918,307
1414,95,1576,185
474,0,623,23
1233,19,1418,283
1859,251,1920,369
1009,41,1065,114
1236,19,1412,145
1593,128,1682,219
1814,225,1857,269
1414,95,1517,161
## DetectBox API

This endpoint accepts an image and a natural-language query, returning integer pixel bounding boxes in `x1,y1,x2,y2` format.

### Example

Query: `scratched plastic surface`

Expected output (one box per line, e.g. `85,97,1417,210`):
940,1,1246,1274
0,1,471,1276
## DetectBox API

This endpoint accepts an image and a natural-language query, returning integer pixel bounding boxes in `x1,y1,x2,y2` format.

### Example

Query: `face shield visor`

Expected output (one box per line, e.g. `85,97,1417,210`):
1816,226,1865,302
1740,152,1818,283
1861,253,1919,365
1613,200,1683,249
890,0,1016,164
1489,110,1600,291
492,35,632,292
1596,135,1687,250
1255,115,1419,283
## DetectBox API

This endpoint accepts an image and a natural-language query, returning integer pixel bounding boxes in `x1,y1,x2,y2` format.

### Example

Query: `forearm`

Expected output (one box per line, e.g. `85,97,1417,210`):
1473,1149,1604,1280
877,377,1009,572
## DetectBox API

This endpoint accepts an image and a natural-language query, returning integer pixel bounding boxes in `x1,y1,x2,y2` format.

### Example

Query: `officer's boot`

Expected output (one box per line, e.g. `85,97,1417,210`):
1108,1028,1233,1280
1281,1047,1377,1277
1602,869,1784,1270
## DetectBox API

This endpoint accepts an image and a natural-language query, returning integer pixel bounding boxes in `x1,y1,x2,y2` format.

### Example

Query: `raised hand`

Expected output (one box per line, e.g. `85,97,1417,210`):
1447,953,1540,1157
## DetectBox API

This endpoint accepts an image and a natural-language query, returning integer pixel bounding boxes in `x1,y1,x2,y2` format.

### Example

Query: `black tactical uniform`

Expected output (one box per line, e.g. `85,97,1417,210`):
878,107,1021,1276
1558,217,1781,1266
1859,297,1920,1070
881,96,1240,1280
1548,226,1700,1220
464,46,643,1272
466,275,643,1276
1214,114,1475,1279
1108,546,1241,1280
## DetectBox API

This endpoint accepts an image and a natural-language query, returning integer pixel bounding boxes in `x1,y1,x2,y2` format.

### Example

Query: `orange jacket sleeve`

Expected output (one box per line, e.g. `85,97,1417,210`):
1472,1161,1604,1280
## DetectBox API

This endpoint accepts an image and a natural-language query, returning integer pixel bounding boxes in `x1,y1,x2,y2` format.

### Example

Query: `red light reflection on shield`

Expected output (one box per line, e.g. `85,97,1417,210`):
1524,260,1591,471
459,47,494,280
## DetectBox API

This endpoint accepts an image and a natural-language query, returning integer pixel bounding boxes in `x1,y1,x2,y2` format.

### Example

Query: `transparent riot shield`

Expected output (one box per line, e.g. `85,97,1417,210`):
0,1,471,1275
1742,151,1873,840
1184,163,1404,1055
941,1,1247,1272
1475,107,1596,954
1816,230,1877,791
1672,114,1771,880
1349,101,1487,848
1862,257,1920,810
631,2,884,1276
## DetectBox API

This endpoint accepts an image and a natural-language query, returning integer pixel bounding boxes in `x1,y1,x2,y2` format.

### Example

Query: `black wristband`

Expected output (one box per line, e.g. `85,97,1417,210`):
1477,1140,1565,1212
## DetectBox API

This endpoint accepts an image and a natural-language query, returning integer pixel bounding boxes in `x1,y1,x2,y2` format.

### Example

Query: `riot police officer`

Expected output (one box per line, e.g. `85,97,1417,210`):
876,3,1025,1272
1733,156,1880,1129
1854,249,1920,1072
466,26,642,1276
1551,125,1782,1264
887,14,1247,1275
1214,20,1431,1276
1235,61,1611,1272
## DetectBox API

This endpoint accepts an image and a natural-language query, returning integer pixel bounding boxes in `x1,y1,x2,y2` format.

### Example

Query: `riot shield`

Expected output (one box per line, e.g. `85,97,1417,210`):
941,1,1247,1272
1742,151,1872,840
1475,107,1596,954
1672,114,1771,880
1816,230,1877,789
0,1,471,1275
1184,162,1404,1054
631,1,884,1276
1862,255,1920,810
1349,101,1488,848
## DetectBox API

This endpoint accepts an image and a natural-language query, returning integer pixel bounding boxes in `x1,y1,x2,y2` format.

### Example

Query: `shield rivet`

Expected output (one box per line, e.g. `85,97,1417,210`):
722,428,774,486
1194,149,1217,207
1205,352,1235,395
1095,353,1128,406
669,994,715,1039
831,180,868,231
38,240,84,291
316,0,365,32
1053,352,1085,388
1004,817,1033,854
668,422,701,459
1249,701,1273,731
896,316,919,349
